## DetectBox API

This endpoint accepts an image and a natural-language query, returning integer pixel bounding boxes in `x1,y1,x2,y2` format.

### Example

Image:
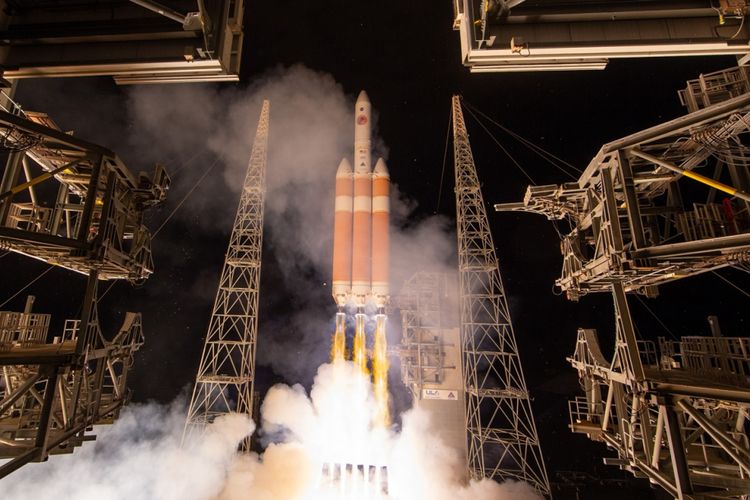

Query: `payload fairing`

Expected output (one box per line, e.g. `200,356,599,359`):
332,91,390,311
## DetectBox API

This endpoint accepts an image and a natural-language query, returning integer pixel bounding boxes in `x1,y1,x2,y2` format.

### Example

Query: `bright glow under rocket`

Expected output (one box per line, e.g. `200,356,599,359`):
331,90,390,429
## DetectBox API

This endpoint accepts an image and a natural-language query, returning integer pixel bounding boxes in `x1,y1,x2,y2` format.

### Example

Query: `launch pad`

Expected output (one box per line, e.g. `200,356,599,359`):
321,462,389,496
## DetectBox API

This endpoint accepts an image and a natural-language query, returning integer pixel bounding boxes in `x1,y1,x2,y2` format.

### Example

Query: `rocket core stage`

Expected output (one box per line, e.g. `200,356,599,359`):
331,91,390,428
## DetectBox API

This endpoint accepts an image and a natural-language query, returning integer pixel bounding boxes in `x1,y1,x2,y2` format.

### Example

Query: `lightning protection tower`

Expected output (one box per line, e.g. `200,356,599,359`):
452,95,550,495
184,100,269,449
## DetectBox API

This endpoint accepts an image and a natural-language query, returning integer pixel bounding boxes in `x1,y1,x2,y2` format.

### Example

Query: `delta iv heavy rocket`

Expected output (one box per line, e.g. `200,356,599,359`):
331,91,390,427
332,90,390,311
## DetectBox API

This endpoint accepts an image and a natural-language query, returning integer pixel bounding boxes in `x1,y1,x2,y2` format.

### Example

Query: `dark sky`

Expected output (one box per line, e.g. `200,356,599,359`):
2,2,749,498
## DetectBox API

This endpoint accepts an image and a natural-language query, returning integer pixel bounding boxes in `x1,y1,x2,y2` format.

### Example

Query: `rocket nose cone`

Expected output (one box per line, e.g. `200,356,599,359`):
337,158,353,175
373,158,389,176
356,90,370,104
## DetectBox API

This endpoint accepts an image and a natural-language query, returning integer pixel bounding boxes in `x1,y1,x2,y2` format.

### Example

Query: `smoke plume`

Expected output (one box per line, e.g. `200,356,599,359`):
2,362,542,500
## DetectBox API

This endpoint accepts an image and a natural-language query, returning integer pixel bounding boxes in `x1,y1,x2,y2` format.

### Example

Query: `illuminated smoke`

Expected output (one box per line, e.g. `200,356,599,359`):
1,360,542,500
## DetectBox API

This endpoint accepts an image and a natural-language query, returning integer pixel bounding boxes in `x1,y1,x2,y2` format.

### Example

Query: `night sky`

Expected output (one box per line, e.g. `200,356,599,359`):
2,2,749,498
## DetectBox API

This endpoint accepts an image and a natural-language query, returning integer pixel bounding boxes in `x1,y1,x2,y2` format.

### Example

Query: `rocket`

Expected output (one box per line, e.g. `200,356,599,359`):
332,90,390,311
331,90,391,427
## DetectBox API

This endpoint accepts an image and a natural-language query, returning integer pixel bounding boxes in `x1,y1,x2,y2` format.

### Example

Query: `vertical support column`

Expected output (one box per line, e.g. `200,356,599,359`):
70,269,99,429
21,157,38,206
611,282,645,382
75,270,100,357
92,170,116,252
723,145,750,215
0,151,23,225
34,366,60,462
663,402,693,498
50,182,68,236
601,165,625,256
618,151,646,249
452,95,550,495
708,315,731,374
78,155,103,245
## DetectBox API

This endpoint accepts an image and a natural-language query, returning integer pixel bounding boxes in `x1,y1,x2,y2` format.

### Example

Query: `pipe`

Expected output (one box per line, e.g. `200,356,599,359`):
129,0,187,24
0,159,80,202
630,149,750,203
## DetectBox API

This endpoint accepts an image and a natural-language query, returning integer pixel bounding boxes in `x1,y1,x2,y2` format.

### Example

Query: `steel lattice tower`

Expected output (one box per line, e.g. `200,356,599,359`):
183,100,269,449
452,95,550,495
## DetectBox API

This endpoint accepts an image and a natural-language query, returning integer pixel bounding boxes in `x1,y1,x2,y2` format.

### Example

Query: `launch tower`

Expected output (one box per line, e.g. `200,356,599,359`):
183,100,269,448
452,95,551,495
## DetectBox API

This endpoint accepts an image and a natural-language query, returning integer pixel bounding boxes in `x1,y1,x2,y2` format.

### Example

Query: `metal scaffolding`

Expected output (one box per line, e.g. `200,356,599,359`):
452,95,550,495
183,100,269,449
0,106,169,281
496,67,750,301
0,103,167,478
495,66,750,499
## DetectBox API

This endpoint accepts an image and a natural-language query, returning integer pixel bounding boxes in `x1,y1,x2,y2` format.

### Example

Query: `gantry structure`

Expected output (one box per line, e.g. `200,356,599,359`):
395,272,454,399
184,100,268,449
452,95,551,495
495,66,750,498
0,95,168,478
0,0,244,84
391,272,468,466
452,0,750,72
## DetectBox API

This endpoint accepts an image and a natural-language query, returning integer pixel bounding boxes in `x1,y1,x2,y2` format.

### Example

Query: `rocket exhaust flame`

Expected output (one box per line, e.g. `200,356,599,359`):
373,314,390,427
332,312,347,362
353,313,369,375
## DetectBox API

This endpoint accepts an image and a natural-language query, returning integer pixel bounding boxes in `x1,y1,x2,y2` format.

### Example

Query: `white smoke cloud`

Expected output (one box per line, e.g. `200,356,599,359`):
0,399,253,500
2,363,541,500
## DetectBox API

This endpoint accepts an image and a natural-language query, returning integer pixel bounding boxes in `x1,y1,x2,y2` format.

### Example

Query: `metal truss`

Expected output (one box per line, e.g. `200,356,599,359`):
0,107,169,282
184,100,269,449
494,67,750,499
568,295,750,499
496,65,750,301
452,95,550,495
0,275,145,478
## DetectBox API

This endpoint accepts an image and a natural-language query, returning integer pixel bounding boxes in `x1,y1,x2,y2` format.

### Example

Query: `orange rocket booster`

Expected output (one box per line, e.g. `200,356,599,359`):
371,158,389,309
332,159,353,307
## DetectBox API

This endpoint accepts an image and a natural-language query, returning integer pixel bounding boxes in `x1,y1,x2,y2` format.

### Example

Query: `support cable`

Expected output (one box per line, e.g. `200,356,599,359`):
634,295,678,340
712,271,750,299
0,266,54,309
98,281,117,302
435,107,452,214
152,156,220,238
97,154,213,302
463,99,582,178
462,104,536,184
165,149,210,179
